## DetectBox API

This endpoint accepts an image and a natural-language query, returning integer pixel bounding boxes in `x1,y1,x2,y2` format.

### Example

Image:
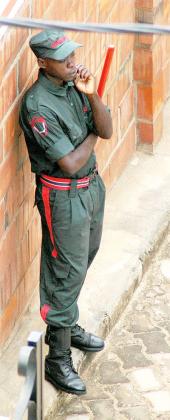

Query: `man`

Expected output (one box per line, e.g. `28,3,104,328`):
19,29,112,395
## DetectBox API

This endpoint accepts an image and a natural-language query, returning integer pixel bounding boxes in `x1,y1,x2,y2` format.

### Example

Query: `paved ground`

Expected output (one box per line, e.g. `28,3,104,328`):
54,228,170,420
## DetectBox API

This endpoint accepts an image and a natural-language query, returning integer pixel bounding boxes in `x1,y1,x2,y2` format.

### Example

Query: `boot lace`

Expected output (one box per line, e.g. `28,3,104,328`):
72,324,85,334
63,349,77,373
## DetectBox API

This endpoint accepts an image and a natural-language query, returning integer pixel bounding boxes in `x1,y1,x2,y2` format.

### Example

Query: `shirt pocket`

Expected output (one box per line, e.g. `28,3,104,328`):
66,122,84,146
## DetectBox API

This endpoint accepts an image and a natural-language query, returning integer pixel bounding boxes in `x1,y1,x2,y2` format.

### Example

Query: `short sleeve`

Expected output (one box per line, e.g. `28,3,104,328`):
28,107,74,162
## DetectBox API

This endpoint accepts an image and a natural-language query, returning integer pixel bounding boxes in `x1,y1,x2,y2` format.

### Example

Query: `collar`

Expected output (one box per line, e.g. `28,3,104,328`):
38,69,74,96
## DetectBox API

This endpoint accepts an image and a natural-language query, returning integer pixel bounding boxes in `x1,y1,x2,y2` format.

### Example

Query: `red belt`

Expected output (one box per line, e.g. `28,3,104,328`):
40,173,94,190
39,172,97,258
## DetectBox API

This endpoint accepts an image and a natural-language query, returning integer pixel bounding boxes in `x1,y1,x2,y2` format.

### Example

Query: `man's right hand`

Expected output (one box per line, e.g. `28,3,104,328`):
74,64,96,96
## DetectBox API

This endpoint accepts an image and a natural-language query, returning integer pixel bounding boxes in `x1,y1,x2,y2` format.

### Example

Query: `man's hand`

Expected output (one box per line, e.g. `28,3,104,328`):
74,64,96,95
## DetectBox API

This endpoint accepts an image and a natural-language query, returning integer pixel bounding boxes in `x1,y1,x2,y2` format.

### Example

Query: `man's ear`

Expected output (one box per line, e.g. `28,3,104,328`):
37,57,46,69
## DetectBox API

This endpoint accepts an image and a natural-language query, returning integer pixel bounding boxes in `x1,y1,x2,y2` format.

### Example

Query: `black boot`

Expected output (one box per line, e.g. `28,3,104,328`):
71,324,105,352
45,327,86,395
45,324,104,352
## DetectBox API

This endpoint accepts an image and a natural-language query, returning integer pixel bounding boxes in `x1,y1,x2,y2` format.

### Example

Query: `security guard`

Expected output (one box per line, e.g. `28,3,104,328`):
19,30,112,395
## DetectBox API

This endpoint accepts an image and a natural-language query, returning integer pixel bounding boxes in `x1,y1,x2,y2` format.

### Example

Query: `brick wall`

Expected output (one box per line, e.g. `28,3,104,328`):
0,0,170,348
134,0,170,149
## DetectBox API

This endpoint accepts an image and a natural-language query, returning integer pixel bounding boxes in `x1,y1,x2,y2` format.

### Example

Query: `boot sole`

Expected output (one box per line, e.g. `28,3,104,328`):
71,343,105,352
45,372,86,395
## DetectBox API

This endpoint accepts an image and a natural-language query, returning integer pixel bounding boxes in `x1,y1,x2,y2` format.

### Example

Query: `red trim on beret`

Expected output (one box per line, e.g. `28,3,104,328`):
51,36,68,49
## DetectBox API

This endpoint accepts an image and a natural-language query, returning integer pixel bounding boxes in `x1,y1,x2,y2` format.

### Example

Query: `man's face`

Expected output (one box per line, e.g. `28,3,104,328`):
38,52,77,83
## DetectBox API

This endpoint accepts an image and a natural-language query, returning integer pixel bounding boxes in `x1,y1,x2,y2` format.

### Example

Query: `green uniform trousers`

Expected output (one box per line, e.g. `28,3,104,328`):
36,173,105,328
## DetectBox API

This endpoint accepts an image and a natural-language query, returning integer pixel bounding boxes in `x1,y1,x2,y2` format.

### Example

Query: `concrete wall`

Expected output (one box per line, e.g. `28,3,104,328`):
0,0,170,348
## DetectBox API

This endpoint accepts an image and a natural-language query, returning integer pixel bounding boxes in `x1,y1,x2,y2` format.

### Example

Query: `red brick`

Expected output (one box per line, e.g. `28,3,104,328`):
16,204,24,244
136,7,154,23
23,158,33,197
0,292,18,346
136,0,153,7
134,48,153,82
0,221,17,277
1,267,11,310
122,0,134,22
16,232,29,281
0,84,3,122
164,1,170,20
137,34,153,46
95,123,118,174
10,252,18,294
153,70,164,115
84,0,95,19
24,252,40,302
99,0,115,22
164,36,170,65
0,127,3,163
120,86,134,136
152,38,163,80
16,279,26,316
153,109,163,145
5,168,24,220
44,0,67,21
120,36,134,69
18,132,29,167
1,0,16,16
163,61,170,99
18,45,34,93
0,199,5,238
32,0,52,17
137,84,153,120
68,0,84,22
0,147,18,201
1,25,29,78
4,102,21,157
138,121,153,144
114,63,131,109
23,185,36,234
5,185,16,229
1,66,17,121
103,121,136,187
28,214,41,263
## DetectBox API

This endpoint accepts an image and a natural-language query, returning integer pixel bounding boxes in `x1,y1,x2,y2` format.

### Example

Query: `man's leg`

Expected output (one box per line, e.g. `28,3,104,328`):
45,326,86,395
37,183,103,393
88,174,106,268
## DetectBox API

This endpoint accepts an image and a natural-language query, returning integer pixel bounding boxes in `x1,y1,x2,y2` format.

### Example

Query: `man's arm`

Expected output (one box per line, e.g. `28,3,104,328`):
58,133,97,176
86,92,112,139
58,63,113,176
74,64,113,140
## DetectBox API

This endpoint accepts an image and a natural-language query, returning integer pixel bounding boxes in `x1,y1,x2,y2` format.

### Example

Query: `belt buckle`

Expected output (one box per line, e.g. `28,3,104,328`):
69,179,77,197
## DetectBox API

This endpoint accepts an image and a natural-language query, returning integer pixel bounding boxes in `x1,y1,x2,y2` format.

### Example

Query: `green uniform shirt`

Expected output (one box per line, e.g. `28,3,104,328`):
19,69,98,178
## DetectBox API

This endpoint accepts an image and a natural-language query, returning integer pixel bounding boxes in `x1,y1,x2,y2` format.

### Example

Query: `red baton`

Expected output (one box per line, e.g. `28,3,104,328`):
97,45,115,98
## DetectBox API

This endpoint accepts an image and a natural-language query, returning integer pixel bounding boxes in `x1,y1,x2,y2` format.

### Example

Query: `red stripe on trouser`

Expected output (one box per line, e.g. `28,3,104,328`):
42,186,58,258
40,304,51,321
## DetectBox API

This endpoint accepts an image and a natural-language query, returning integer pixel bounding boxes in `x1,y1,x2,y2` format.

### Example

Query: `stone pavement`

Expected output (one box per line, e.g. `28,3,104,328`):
55,230,170,419
1,100,170,418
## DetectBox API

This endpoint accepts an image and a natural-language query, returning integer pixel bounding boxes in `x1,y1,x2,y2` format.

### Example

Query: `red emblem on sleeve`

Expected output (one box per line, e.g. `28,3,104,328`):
30,116,48,136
